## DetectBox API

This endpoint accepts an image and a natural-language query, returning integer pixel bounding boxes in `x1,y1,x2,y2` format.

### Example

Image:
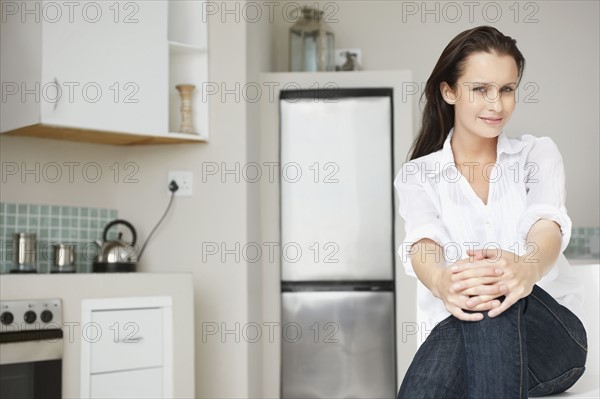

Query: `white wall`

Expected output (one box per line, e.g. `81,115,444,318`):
272,0,600,227
0,137,123,209
246,8,274,398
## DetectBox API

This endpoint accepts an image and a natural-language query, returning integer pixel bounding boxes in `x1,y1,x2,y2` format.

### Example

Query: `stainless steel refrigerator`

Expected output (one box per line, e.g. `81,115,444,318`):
280,88,396,399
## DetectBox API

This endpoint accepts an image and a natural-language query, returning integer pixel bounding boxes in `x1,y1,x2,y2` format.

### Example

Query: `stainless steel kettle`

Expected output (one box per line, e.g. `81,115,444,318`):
92,219,137,272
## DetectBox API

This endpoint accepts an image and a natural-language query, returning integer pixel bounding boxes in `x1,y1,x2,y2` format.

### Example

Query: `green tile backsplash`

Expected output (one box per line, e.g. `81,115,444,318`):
0,202,118,273
564,226,600,259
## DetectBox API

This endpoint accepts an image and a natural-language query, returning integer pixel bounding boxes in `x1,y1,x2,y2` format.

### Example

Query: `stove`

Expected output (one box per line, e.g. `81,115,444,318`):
0,299,63,398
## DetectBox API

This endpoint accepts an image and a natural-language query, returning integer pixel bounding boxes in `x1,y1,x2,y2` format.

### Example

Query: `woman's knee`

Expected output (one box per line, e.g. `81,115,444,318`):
460,297,527,344
528,286,588,352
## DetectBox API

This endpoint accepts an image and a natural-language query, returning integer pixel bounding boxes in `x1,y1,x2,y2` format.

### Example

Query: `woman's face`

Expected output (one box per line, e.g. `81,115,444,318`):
442,51,519,139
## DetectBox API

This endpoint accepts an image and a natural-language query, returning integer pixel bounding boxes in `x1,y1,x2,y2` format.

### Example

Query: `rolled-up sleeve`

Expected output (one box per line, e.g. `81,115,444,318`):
394,162,452,277
517,137,572,253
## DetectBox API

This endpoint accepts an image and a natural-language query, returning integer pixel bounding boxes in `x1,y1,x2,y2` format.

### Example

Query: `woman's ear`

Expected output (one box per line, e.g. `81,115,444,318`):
440,82,457,105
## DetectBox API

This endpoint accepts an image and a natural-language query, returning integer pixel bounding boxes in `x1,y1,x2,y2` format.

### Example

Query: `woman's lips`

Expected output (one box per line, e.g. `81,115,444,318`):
479,116,503,125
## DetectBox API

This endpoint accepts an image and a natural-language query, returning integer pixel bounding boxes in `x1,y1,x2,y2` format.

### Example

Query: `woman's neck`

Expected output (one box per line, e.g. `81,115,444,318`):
450,129,498,165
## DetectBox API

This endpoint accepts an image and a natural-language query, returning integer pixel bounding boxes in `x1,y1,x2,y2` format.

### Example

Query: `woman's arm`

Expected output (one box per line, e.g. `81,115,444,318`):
410,238,504,321
523,219,563,277
456,219,563,318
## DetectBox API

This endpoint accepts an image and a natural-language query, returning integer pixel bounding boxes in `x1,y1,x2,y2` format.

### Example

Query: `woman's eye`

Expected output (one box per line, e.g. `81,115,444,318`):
473,86,486,93
502,87,514,93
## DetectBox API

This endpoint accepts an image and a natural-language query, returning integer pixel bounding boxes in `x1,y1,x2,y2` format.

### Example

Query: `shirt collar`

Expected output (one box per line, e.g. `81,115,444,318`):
497,130,528,155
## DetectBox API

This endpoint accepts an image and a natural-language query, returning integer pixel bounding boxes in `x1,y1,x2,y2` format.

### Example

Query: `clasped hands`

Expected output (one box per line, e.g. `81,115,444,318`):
434,248,540,321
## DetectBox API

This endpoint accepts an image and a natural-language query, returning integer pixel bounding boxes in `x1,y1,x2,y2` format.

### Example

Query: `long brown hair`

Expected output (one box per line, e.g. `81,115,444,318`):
409,26,525,160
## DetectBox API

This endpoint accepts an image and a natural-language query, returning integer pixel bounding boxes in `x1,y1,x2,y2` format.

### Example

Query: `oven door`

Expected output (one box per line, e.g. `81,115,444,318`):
1,334,63,399
0,359,62,399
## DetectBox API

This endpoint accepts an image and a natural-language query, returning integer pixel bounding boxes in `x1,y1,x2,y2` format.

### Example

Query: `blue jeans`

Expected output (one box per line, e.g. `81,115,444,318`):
397,285,587,398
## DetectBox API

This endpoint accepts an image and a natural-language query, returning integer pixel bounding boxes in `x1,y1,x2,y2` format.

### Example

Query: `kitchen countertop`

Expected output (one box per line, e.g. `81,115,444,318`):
0,273,195,399
567,257,600,265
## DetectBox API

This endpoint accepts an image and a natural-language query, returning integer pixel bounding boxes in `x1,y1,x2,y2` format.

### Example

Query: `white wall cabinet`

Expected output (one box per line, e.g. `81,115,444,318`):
80,297,173,399
40,1,168,136
0,0,208,144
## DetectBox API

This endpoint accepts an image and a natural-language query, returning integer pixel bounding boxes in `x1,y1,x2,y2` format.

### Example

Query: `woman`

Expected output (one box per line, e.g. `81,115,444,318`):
395,26,587,398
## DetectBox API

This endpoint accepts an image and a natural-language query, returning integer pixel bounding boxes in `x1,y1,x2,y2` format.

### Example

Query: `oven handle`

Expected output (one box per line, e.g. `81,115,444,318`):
0,329,63,344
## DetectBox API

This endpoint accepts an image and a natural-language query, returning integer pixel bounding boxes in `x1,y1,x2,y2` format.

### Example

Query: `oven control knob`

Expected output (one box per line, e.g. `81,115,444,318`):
41,310,53,323
24,310,37,324
0,311,14,325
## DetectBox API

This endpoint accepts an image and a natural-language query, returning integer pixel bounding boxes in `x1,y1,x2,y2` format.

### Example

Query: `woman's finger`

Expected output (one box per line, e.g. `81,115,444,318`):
458,281,506,295
464,293,505,307
469,299,502,311
464,295,502,310
451,257,504,273
451,265,503,282
487,293,518,318
449,306,484,322
452,257,487,271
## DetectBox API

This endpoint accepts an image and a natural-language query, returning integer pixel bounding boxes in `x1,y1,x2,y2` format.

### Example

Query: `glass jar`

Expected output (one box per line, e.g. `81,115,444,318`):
289,7,335,72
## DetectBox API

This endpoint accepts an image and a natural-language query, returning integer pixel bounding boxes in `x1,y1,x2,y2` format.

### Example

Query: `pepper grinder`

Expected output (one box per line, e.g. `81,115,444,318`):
176,84,196,134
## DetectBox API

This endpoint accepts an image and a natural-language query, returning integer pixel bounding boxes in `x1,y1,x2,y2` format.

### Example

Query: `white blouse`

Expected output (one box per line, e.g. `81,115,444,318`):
394,129,584,330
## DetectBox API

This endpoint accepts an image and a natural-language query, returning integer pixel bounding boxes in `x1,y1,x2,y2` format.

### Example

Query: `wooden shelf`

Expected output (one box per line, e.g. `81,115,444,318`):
3,124,207,145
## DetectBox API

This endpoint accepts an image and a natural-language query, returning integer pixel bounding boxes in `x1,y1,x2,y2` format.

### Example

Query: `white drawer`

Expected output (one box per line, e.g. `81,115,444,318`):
90,367,163,398
90,308,163,373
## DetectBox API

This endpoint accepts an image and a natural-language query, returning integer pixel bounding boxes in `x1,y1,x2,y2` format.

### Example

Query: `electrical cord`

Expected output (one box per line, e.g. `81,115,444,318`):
137,180,178,262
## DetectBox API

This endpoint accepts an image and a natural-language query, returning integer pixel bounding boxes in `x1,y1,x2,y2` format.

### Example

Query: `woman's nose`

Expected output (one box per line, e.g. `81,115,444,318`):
487,89,504,112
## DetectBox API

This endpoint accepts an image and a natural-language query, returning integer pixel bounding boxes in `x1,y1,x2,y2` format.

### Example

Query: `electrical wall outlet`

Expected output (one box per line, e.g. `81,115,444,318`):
335,48,363,70
168,171,193,196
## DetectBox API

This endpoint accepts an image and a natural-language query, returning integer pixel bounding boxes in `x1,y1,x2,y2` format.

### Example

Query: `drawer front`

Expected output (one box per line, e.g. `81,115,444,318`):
90,308,163,373
90,367,163,398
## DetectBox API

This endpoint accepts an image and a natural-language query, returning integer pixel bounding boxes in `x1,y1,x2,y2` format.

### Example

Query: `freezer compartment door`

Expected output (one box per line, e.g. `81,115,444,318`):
281,290,396,399
280,93,394,281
